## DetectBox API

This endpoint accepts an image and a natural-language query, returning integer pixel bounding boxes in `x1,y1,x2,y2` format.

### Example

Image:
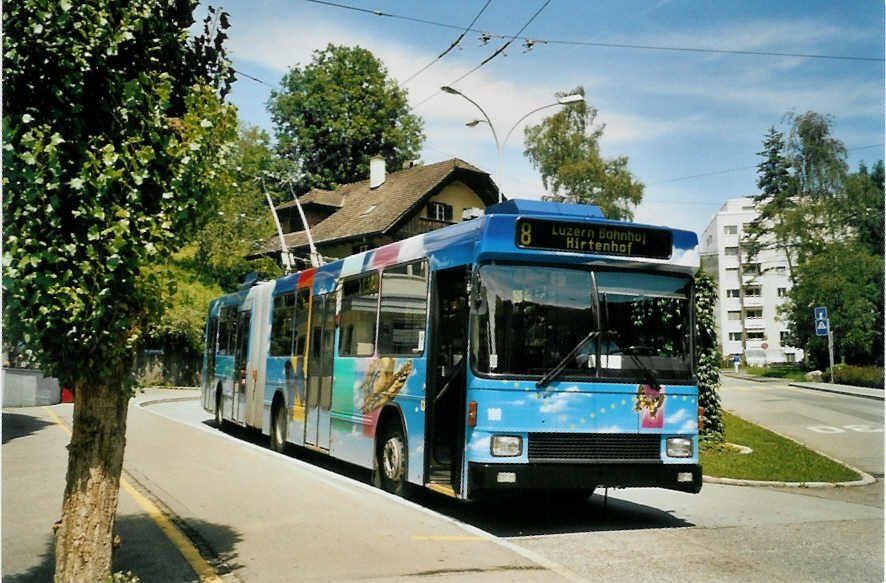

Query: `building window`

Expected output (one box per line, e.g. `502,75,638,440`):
743,263,761,275
725,266,738,272
727,310,741,320
724,225,737,235
728,332,742,341
352,243,370,254
775,266,786,274
726,288,741,298
743,286,761,297
777,287,787,297
745,308,763,319
746,331,765,340
724,246,739,256
427,201,453,221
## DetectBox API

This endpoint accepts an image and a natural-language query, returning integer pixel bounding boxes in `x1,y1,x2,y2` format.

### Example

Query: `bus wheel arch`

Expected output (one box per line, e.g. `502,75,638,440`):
270,391,287,453
374,406,408,496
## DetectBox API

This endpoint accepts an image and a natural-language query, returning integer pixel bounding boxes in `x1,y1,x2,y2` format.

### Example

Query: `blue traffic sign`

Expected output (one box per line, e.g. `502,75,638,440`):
814,307,828,321
815,318,829,337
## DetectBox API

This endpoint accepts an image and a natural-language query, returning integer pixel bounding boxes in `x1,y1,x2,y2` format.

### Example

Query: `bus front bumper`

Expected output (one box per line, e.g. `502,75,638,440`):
467,461,703,496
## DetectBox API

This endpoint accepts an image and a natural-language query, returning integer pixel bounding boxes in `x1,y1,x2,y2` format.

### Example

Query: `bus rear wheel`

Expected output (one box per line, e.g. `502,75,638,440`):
376,423,407,496
270,401,287,453
215,390,225,430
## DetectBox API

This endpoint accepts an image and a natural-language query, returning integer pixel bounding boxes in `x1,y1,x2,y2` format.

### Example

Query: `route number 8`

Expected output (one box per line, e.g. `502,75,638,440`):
520,222,532,246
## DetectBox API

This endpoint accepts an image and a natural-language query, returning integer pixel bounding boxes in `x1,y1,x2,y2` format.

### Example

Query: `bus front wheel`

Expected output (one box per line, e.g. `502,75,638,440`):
376,423,407,496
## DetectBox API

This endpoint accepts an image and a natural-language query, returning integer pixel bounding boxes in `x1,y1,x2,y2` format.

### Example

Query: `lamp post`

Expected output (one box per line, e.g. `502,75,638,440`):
441,86,584,202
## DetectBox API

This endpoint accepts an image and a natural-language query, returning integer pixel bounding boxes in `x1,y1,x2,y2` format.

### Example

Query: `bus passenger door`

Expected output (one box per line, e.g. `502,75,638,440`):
427,266,469,495
233,310,252,424
305,294,333,450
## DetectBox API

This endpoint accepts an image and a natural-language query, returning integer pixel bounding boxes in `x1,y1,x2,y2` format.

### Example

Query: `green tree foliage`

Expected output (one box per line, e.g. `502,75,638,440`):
782,241,883,366
745,113,883,367
3,1,237,578
523,87,644,220
695,270,724,442
743,127,796,280
267,44,425,194
194,124,282,291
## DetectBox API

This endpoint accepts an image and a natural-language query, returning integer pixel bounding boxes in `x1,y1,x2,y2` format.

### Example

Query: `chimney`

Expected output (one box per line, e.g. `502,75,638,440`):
370,156,385,189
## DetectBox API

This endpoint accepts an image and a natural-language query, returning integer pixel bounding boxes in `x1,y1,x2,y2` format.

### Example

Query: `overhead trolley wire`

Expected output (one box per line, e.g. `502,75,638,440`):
413,0,551,108
304,0,884,63
402,0,493,86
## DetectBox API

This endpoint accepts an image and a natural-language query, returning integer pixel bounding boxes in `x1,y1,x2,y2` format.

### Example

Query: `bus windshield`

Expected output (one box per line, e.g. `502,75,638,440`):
471,264,693,381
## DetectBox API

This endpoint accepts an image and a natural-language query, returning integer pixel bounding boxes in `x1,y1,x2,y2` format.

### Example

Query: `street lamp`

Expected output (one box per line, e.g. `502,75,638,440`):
441,86,584,202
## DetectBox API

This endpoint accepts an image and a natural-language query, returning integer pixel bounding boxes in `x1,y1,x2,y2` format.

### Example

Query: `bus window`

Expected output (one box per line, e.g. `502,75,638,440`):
378,261,429,356
294,288,310,356
339,272,379,357
270,292,296,357
217,305,237,356
471,264,596,377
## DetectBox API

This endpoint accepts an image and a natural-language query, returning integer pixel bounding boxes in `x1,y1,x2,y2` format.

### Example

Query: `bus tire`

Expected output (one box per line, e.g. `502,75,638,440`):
376,422,407,497
270,398,287,453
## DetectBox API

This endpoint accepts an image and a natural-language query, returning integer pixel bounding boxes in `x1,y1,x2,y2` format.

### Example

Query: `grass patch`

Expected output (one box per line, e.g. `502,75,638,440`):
701,411,861,483
743,365,808,382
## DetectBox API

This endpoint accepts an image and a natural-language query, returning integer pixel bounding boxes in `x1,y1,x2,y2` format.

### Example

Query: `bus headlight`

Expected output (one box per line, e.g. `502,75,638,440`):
491,435,522,457
666,437,693,458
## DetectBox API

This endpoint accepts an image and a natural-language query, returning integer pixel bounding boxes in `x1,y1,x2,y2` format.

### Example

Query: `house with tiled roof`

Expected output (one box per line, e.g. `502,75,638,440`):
252,157,500,266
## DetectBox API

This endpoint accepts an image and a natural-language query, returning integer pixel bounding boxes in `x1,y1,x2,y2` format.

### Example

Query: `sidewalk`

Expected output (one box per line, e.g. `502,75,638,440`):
2,397,204,582
721,371,884,401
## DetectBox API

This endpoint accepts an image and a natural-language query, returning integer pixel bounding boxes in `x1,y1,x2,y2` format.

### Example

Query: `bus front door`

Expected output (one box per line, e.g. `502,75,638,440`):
305,294,334,450
233,310,252,424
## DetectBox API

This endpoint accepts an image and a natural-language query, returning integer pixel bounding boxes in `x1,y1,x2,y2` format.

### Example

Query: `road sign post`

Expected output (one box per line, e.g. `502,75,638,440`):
814,307,835,383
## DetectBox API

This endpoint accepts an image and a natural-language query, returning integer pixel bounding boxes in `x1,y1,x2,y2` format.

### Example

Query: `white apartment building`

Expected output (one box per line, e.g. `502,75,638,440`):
700,197,803,364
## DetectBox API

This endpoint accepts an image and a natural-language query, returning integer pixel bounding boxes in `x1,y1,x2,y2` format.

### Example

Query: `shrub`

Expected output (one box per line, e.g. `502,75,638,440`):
827,364,884,389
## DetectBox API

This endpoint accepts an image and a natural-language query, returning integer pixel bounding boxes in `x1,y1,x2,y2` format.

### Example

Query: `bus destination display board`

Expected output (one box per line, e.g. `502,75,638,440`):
516,218,672,260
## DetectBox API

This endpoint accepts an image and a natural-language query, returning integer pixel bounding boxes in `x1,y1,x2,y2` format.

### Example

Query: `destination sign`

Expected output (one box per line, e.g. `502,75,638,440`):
515,218,672,260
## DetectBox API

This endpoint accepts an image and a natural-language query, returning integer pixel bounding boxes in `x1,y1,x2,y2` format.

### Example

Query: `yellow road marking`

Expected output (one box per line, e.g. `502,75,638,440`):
43,407,223,583
412,535,488,542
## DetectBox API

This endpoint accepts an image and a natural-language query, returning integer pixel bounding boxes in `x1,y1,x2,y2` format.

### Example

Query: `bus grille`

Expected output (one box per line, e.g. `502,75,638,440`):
527,433,660,463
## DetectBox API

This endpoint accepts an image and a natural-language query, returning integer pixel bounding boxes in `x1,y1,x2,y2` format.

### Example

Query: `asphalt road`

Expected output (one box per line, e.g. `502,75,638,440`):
720,375,884,476
3,387,883,582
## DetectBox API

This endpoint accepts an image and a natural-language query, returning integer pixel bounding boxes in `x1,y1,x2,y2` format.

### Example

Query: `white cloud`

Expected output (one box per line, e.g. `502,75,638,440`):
679,419,699,433
666,408,689,424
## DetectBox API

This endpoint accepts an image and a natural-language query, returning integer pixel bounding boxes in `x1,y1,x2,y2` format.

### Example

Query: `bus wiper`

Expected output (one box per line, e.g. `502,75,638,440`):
622,345,661,392
536,330,600,389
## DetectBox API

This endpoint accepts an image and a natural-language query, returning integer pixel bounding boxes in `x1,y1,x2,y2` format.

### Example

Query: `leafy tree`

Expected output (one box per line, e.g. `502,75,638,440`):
695,270,723,442
784,111,849,260
194,124,282,291
744,127,796,281
3,1,237,579
782,241,883,366
268,44,425,194
523,87,644,220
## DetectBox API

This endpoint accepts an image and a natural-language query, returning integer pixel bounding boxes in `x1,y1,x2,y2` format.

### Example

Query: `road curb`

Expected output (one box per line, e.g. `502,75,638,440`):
786,382,884,401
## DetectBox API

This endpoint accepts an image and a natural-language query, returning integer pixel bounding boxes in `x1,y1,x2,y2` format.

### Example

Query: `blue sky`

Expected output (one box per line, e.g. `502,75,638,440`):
206,0,884,236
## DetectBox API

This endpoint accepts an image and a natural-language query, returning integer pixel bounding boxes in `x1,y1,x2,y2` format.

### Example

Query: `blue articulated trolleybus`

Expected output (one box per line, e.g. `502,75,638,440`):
202,199,703,499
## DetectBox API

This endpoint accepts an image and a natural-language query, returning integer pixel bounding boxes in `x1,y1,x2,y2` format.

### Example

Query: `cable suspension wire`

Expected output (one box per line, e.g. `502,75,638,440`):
414,0,551,108
402,0,493,86
652,143,884,186
304,0,884,63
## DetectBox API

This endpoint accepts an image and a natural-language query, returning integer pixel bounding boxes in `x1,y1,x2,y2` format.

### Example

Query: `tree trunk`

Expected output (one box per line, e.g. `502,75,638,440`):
54,381,130,582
